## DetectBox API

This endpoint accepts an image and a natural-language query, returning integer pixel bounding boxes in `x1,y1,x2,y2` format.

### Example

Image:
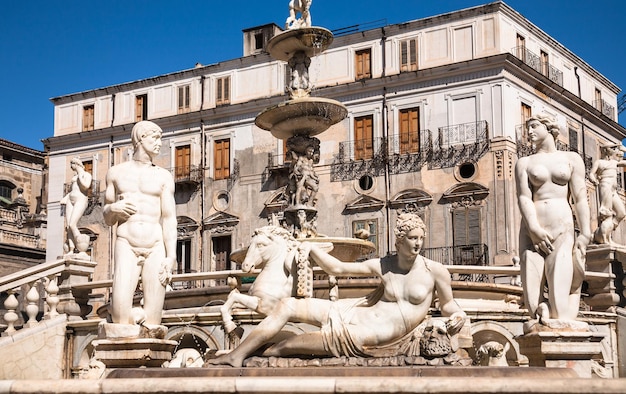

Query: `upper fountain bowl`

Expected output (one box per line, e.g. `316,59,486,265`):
267,27,333,62
255,96,347,139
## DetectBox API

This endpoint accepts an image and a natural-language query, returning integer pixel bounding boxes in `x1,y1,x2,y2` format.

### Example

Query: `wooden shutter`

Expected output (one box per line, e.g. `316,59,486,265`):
135,95,147,121
214,139,230,180
83,105,94,131
354,115,373,160
453,208,481,246
399,108,420,154
356,49,371,79
175,145,191,179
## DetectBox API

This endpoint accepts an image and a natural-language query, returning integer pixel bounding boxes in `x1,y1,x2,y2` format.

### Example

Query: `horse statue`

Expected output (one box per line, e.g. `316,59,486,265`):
286,0,312,29
220,226,316,334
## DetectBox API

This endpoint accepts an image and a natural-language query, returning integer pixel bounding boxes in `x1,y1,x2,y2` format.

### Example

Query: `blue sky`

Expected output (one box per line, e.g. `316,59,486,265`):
1,0,624,150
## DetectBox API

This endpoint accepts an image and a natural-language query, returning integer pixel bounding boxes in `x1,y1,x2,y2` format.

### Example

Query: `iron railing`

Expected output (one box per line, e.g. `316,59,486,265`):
422,243,489,282
171,165,203,184
592,99,616,119
511,46,563,86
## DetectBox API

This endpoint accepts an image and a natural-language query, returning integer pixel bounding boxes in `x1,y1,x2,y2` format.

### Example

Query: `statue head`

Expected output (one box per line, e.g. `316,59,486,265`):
526,113,560,140
131,121,163,150
394,212,426,245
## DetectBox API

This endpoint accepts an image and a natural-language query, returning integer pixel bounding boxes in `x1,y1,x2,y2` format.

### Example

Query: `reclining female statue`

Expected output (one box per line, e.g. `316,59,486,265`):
207,212,466,367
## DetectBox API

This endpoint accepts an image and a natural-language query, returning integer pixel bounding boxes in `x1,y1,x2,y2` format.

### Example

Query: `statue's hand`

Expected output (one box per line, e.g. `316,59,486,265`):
446,311,466,335
110,200,137,221
158,257,175,287
575,233,591,256
529,227,554,255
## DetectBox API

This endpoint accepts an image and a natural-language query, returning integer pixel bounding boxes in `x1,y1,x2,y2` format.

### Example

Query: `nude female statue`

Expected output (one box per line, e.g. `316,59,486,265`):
515,113,591,328
207,212,466,367
60,157,92,254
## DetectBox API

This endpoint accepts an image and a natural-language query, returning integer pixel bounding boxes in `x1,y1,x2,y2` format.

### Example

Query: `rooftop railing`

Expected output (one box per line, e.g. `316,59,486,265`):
511,46,563,86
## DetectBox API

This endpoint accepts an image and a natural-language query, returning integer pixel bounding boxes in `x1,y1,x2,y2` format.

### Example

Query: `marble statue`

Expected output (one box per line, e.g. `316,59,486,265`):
515,113,591,330
286,137,320,208
103,120,177,328
207,212,466,367
286,0,312,29
60,157,92,257
220,226,307,334
589,143,626,245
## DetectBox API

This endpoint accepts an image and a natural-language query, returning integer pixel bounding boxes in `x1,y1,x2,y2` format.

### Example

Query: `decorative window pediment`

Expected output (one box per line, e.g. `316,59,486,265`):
202,212,239,234
177,216,199,238
442,182,489,207
345,195,385,213
388,189,432,210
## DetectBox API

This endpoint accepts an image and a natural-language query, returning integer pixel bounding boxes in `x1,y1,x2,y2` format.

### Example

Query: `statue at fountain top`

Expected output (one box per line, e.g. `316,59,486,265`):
286,0,312,30
515,112,591,331
103,120,177,332
589,143,626,245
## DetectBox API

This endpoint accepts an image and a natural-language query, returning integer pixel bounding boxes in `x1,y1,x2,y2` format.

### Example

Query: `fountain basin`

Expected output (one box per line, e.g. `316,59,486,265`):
267,27,333,62
255,97,347,139
231,236,375,264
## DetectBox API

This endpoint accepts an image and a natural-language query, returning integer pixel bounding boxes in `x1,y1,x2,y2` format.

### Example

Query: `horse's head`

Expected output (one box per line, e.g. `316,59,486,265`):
241,226,295,273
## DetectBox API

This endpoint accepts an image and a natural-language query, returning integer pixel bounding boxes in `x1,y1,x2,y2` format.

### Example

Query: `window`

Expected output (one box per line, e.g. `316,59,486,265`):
82,105,94,131
213,235,231,285
453,208,481,247
175,145,191,180
135,94,148,121
216,76,231,105
214,138,231,180
354,115,374,160
540,50,549,77
515,34,526,60
254,32,264,51
0,181,14,201
400,39,417,72
177,85,191,114
520,103,532,125
399,108,420,154
353,219,378,255
176,239,192,274
568,128,579,152
282,139,292,164
355,49,371,80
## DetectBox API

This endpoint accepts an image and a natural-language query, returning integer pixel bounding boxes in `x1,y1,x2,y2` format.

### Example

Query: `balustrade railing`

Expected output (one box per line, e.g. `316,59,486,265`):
592,99,616,119
511,46,563,86
422,243,489,282
0,229,41,249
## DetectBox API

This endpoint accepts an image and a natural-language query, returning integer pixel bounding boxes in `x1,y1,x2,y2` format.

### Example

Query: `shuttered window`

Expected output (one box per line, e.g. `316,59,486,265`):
355,49,371,80
216,76,231,105
135,94,148,121
82,105,94,131
399,108,420,154
214,138,230,180
175,145,191,180
178,85,191,114
400,39,418,72
354,115,374,160
453,208,481,246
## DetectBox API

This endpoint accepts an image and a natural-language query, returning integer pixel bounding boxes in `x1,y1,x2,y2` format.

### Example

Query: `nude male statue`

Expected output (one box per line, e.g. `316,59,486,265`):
103,121,177,326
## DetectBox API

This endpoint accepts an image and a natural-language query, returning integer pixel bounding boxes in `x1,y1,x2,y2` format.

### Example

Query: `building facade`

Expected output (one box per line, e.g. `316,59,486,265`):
44,1,625,291
0,138,46,276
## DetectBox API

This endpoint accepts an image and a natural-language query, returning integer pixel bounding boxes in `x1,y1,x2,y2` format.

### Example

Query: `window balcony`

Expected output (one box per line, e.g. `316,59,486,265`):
387,129,433,174
422,243,489,282
172,165,203,186
430,120,489,169
330,138,387,182
511,46,563,86
592,99,615,119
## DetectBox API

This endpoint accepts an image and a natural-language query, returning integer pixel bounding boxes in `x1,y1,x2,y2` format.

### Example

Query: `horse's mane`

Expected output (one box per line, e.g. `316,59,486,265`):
253,226,299,251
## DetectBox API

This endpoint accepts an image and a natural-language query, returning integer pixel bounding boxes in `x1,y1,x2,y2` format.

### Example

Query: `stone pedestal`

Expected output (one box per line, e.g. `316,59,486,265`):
585,245,626,311
93,338,177,368
517,331,604,378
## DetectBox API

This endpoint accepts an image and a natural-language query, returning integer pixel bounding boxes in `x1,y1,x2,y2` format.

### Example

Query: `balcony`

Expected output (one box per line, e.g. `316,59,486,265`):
387,129,433,175
592,99,615,119
430,120,489,169
172,165,202,186
511,46,563,86
330,138,387,182
422,243,489,282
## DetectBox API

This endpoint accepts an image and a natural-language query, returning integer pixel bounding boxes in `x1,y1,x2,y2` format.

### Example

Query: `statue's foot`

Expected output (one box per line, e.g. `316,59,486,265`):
204,353,242,368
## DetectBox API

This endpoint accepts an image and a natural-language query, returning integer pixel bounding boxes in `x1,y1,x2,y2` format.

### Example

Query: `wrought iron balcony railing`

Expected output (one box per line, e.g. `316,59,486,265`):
172,165,203,185
422,243,489,282
511,46,563,86
429,120,489,169
387,129,433,174
592,99,615,119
